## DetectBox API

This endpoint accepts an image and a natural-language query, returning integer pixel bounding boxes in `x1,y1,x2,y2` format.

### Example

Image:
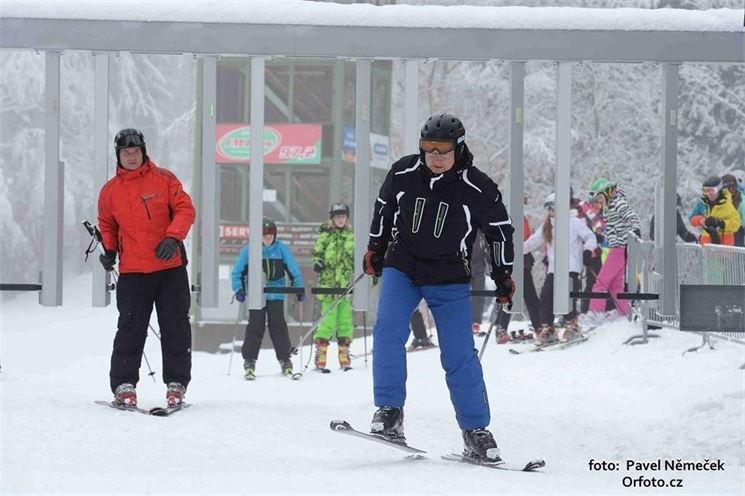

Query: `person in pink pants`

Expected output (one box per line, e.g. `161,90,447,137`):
584,178,640,327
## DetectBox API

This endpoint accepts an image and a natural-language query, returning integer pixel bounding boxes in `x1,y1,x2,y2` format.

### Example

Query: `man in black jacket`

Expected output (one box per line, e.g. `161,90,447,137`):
362,113,515,463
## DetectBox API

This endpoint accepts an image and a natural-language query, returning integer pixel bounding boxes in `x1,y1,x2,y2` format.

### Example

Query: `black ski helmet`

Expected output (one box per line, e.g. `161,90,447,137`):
702,175,722,190
114,128,147,166
262,217,277,236
420,113,465,142
419,113,467,166
329,202,350,218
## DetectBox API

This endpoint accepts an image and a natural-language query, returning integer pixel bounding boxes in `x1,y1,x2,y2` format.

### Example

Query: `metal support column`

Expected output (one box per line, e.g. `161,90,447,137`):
403,60,419,154
92,52,111,307
248,56,266,310
660,63,679,316
40,51,63,306
553,62,573,315
330,60,345,204
508,61,526,314
353,59,372,312
199,55,219,307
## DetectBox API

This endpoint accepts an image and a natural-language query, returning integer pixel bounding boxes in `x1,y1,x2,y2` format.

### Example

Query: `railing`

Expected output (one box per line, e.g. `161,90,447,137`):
626,237,745,349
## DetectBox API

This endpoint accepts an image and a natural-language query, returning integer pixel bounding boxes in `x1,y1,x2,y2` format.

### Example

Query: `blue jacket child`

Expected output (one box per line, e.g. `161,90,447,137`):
230,217,305,380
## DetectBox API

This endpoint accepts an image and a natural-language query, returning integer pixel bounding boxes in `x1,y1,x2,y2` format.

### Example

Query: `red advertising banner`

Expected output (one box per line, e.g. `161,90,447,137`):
216,123,322,165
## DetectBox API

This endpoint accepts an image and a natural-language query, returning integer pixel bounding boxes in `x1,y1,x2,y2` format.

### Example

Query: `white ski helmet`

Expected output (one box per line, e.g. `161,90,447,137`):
731,169,745,187
544,192,556,210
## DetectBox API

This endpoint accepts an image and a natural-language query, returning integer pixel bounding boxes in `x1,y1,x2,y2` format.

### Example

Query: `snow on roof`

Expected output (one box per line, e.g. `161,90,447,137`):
2,1,743,33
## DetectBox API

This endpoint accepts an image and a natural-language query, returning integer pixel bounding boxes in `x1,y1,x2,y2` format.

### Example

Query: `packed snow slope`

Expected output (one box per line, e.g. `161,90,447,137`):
1,275,743,495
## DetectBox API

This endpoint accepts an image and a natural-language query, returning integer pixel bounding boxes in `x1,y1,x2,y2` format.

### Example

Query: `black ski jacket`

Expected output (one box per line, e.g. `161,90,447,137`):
368,152,514,286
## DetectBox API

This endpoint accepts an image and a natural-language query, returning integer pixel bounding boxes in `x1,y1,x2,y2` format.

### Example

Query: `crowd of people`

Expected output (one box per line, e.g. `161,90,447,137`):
96,121,744,465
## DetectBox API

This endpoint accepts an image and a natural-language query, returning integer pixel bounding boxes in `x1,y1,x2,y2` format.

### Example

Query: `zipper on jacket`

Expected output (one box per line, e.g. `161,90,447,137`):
141,194,157,220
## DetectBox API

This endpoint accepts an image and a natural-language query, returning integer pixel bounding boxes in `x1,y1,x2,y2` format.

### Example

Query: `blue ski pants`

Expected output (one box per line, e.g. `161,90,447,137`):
373,267,491,430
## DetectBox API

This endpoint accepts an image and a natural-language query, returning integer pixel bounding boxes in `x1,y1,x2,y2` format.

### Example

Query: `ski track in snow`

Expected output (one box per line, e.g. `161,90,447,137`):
1,274,743,495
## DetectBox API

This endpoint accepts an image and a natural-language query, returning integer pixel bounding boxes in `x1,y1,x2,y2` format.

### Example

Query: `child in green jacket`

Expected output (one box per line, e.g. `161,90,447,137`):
312,203,355,370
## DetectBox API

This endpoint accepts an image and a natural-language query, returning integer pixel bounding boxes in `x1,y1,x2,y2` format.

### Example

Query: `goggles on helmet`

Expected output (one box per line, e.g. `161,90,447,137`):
419,139,455,155
115,132,145,150
702,186,720,195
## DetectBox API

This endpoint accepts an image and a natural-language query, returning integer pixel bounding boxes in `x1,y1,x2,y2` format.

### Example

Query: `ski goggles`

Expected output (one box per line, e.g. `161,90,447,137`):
115,132,145,149
419,139,455,155
702,186,720,194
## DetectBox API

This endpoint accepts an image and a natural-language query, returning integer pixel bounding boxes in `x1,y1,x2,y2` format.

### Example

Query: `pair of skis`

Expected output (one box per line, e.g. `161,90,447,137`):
329,420,545,472
95,400,191,417
508,334,589,355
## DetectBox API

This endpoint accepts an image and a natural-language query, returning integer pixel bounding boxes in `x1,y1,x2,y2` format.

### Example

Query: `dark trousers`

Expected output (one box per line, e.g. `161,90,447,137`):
242,299,292,362
496,261,541,331
110,266,192,393
410,308,428,339
538,272,581,326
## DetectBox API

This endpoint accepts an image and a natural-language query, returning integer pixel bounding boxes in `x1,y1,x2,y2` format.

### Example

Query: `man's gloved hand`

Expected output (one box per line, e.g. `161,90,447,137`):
99,249,117,272
583,249,594,267
313,260,325,273
297,289,306,303
363,248,384,277
632,228,642,239
704,217,724,230
234,289,246,303
492,270,516,305
155,237,179,260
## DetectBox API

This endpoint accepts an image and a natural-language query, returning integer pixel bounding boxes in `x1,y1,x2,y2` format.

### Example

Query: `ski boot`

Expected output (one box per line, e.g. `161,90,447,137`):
166,382,186,407
338,337,352,370
113,383,137,408
536,325,557,346
279,359,294,377
496,329,510,344
244,359,256,381
462,428,502,463
314,338,329,370
409,336,436,351
559,318,579,342
370,406,405,442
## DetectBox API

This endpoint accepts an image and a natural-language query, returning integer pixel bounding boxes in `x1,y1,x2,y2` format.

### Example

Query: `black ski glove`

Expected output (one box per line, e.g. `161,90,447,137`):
632,228,642,239
99,249,117,272
155,237,179,260
363,247,385,277
492,270,516,306
313,260,325,273
704,217,724,230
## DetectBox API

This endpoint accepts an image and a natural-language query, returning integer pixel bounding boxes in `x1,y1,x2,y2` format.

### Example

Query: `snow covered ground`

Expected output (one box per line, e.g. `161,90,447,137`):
1,274,743,495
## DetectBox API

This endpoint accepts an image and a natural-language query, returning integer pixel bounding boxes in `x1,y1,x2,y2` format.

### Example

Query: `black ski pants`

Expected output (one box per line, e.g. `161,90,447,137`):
538,272,581,326
110,266,192,393
470,271,486,324
242,299,292,362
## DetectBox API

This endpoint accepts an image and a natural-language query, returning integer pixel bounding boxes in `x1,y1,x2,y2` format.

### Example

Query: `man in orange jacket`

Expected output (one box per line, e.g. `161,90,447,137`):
98,128,196,409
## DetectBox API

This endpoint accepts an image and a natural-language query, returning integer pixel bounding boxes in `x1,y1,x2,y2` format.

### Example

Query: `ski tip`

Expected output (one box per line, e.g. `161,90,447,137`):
329,420,352,431
291,372,303,380
508,349,521,355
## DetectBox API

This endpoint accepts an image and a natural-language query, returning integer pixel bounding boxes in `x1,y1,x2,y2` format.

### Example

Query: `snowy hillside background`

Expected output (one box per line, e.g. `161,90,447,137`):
1,0,744,289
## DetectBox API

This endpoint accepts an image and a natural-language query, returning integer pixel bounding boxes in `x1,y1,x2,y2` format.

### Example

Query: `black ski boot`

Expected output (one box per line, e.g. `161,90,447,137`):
462,428,502,462
370,406,405,442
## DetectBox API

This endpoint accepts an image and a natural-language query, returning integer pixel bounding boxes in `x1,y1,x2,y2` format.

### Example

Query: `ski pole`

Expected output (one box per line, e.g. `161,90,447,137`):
478,301,502,361
362,310,368,368
82,220,157,382
83,220,161,340
291,272,365,356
